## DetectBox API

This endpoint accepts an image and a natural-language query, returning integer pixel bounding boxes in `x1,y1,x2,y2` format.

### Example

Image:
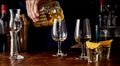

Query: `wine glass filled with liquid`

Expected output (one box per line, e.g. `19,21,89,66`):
74,18,91,59
51,17,67,57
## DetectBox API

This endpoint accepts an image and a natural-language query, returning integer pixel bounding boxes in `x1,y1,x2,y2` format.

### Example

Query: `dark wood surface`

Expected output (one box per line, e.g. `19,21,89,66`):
0,49,120,66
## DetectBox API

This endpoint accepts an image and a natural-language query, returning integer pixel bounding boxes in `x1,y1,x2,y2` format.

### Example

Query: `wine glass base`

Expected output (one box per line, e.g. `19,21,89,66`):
75,56,87,60
71,44,81,48
53,53,67,57
9,55,24,60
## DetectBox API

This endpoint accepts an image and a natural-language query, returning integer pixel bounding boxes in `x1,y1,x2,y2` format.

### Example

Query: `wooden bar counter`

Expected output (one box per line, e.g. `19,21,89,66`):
0,49,120,66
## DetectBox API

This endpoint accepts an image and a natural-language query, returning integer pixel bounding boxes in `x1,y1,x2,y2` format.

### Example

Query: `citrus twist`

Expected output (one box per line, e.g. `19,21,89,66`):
86,41,100,49
99,39,113,46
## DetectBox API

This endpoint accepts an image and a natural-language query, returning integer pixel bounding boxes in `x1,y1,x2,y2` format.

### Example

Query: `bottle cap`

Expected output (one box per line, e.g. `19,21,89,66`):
1,4,7,10
1,4,7,14
100,0,104,5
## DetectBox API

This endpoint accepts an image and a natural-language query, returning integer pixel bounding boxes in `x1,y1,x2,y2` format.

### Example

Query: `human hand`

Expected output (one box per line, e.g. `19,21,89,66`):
25,0,40,22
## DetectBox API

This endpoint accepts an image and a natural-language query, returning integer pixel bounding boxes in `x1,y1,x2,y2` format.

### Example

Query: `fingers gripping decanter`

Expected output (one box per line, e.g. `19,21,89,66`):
33,1,64,27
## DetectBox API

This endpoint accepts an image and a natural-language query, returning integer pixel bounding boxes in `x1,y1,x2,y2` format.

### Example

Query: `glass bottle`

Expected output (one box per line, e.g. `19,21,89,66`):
20,14,30,51
0,4,9,52
33,1,64,27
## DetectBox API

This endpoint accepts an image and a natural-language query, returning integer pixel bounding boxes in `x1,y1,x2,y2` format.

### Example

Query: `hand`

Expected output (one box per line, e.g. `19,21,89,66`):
25,0,41,22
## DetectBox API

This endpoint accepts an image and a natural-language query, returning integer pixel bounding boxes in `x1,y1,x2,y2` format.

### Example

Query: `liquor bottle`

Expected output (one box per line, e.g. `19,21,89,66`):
95,25,99,42
0,4,9,52
20,14,30,51
100,0,104,13
98,0,105,28
99,0,113,28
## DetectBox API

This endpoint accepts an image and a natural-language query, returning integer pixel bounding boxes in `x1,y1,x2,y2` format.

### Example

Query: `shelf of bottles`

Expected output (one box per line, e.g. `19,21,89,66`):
98,0,119,39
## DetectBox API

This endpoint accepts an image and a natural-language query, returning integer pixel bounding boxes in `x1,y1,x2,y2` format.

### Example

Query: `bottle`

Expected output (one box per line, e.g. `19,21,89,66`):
95,25,99,42
100,0,104,13
0,4,9,52
98,0,104,28
20,14,30,51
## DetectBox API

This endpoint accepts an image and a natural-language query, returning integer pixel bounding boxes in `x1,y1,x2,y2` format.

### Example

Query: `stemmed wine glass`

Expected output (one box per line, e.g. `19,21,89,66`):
51,17,67,57
9,9,24,59
74,18,91,59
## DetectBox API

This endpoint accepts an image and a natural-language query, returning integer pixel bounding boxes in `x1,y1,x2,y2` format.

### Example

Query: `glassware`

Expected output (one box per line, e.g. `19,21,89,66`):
33,1,64,27
99,23,113,60
99,28,112,60
51,17,67,57
74,18,91,59
9,9,24,59
86,41,100,63
87,47,99,63
99,39,113,60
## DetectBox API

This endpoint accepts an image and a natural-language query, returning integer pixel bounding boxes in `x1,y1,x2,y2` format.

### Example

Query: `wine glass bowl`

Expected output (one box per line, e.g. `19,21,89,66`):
74,18,91,59
14,20,22,33
51,18,67,57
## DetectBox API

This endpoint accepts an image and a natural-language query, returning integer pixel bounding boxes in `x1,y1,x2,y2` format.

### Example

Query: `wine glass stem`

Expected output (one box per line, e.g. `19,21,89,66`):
10,31,19,57
58,41,62,54
81,42,86,57
14,32,19,55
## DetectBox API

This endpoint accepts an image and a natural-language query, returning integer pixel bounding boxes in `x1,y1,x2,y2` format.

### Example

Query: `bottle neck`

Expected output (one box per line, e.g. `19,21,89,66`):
1,4,7,19
1,13,6,18
0,12,7,21
100,0,104,13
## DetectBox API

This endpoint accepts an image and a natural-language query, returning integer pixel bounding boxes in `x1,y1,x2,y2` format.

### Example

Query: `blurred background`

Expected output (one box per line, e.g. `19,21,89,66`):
0,0,120,52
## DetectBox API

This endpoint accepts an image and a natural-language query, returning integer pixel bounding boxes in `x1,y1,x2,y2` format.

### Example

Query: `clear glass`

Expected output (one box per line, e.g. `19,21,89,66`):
74,18,91,59
99,44,111,60
51,18,67,57
99,29,112,60
9,9,24,59
87,47,99,63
